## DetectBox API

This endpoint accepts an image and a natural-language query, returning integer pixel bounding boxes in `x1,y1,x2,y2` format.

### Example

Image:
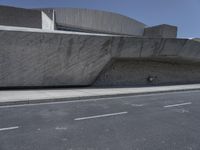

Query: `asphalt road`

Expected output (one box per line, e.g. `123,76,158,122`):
0,90,200,150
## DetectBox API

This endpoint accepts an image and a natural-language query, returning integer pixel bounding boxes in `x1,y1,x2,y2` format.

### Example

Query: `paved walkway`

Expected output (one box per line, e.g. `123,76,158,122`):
0,84,200,105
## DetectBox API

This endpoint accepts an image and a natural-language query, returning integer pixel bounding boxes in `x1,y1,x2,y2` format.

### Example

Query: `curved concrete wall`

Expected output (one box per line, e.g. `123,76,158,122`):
0,6,42,28
0,5,146,35
53,8,145,36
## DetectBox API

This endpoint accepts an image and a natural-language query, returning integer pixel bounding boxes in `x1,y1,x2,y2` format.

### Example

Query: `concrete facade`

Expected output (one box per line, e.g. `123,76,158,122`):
0,5,42,28
0,27,111,87
0,26,200,87
0,5,200,87
144,24,177,38
52,8,146,36
0,6,146,36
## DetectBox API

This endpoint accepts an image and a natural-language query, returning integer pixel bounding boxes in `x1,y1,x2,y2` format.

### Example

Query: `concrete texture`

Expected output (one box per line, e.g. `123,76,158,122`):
0,26,113,87
0,5,200,87
52,8,146,36
0,26,200,87
111,37,200,62
0,5,42,28
94,59,200,86
143,24,177,38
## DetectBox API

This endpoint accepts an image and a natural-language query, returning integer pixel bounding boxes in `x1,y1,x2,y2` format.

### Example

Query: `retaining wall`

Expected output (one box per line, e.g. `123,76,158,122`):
94,59,200,86
0,27,200,87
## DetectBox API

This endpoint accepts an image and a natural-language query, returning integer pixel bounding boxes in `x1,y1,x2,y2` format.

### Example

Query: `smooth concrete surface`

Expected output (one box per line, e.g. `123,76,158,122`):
94,59,200,86
0,84,200,105
111,37,200,62
52,8,146,35
1,90,200,149
0,5,42,28
41,11,54,30
144,24,177,38
0,26,200,87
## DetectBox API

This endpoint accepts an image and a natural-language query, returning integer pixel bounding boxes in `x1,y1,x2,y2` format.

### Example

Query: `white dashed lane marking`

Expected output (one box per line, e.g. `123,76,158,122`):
164,102,192,108
74,111,128,121
0,126,19,131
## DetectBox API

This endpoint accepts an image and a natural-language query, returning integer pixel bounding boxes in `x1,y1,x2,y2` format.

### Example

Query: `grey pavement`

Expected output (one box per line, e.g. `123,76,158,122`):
1,84,200,105
0,90,200,149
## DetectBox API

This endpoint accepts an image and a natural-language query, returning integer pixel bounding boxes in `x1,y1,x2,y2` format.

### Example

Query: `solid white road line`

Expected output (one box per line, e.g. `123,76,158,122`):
164,102,192,108
0,126,19,131
0,90,199,109
74,111,128,121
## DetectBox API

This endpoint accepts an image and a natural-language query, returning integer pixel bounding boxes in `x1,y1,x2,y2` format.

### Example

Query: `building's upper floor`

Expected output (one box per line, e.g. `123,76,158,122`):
0,5,177,38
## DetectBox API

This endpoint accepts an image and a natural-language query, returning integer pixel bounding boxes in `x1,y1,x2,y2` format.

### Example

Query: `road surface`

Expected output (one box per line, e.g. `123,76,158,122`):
0,90,200,150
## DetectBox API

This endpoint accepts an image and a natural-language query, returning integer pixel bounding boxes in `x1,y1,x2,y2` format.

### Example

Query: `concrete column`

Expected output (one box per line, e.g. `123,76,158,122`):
41,10,55,30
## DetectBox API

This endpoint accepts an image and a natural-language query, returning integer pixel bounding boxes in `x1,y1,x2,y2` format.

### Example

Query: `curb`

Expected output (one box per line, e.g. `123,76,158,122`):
0,87,200,106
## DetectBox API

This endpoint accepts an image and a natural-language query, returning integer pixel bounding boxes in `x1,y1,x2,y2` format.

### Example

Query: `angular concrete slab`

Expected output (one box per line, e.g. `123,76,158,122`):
0,26,199,87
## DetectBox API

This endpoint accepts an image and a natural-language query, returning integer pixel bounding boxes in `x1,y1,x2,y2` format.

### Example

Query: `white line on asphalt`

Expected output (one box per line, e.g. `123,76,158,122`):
164,102,192,108
74,111,128,121
0,126,19,131
0,90,199,109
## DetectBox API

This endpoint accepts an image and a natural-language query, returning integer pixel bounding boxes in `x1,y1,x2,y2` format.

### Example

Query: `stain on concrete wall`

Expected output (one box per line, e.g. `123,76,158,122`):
94,59,200,86
0,27,200,87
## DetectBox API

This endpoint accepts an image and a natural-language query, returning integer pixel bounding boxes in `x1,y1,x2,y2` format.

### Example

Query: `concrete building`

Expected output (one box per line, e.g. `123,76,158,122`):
0,5,200,87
